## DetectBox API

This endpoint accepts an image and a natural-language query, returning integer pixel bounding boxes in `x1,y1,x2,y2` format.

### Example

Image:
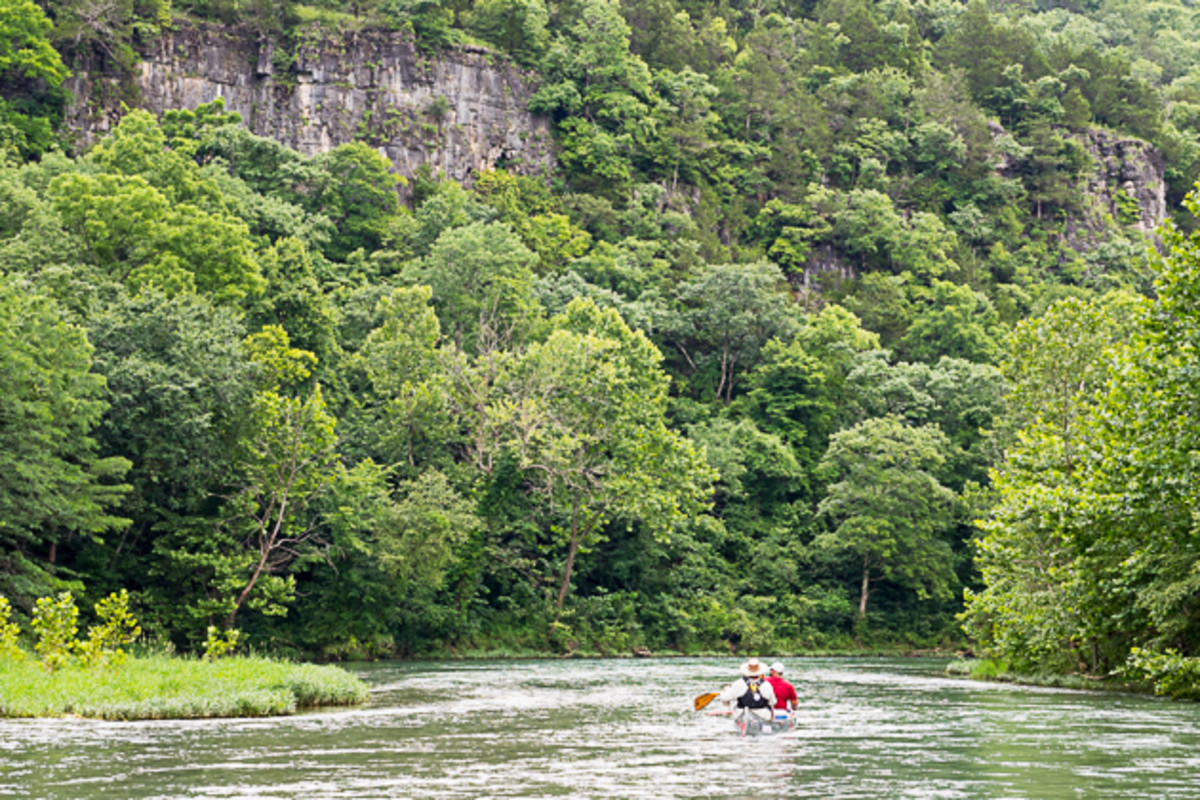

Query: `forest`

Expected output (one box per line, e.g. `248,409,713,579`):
2,0,1200,687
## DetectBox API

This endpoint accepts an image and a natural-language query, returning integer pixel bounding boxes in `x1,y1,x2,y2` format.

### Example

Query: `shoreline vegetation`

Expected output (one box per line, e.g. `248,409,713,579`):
0,592,368,721
0,654,369,720
944,658,1158,698
386,644,964,661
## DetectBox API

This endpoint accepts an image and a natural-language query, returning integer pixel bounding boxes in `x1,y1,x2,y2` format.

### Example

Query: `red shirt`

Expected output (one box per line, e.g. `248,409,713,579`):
767,675,797,710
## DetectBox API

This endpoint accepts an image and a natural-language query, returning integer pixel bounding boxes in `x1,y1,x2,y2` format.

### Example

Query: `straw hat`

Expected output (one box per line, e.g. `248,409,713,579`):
740,657,766,677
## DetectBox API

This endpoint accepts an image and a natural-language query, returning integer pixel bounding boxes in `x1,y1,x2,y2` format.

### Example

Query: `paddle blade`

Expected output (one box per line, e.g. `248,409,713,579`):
693,691,719,711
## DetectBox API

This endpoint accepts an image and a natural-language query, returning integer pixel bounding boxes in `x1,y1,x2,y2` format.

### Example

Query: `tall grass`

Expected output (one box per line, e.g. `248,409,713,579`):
0,654,368,720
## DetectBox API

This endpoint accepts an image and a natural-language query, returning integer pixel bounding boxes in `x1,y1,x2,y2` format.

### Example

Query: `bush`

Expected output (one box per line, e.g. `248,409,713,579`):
77,590,142,667
0,597,23,662
203,626,242,660
968,658,1012,680
1124,648,1200,700
31,593,78,671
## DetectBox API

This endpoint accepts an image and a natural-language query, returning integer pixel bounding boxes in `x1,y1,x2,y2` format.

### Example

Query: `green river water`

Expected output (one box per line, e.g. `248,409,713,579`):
3,657,1199,798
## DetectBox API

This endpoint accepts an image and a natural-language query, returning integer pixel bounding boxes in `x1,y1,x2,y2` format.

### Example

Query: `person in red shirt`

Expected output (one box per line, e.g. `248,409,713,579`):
766,661,799,713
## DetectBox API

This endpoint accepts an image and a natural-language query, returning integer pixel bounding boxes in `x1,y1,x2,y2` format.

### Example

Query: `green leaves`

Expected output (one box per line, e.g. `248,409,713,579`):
665,261,798,405
497,298,715,610
404,221,539,355
0,2,67,86
49,171,265,303
0,275,130,602
216,381,341,625
963,212,1200,675
815,415,956,618
375,471,480,586
0,1,67,159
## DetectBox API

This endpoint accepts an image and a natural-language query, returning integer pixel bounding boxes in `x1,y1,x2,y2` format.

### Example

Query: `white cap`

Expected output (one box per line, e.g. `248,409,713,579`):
770,661,785,674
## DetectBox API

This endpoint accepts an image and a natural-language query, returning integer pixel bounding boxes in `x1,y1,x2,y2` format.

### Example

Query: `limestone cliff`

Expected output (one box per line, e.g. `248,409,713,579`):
62,22,554,187
1071,127,1167,241
991,122,1167,244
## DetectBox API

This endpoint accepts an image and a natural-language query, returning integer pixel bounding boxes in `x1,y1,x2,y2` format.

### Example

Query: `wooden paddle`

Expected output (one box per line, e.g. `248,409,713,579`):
693,691,720,711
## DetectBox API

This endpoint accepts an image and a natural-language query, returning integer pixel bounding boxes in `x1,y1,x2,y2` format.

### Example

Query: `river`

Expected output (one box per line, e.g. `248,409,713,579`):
3,657,1200,798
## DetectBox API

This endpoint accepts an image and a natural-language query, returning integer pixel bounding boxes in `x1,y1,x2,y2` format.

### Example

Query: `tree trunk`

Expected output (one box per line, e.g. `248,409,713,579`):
858,555,871,619
555,493,582,616
226,551,269,628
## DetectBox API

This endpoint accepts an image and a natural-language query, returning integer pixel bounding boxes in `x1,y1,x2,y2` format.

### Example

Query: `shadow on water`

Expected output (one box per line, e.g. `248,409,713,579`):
3,657,1200,799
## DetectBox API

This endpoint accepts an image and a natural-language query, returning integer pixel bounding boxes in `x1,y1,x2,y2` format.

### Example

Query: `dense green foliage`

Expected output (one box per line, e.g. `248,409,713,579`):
963,190,1200,689
2,0,1200,676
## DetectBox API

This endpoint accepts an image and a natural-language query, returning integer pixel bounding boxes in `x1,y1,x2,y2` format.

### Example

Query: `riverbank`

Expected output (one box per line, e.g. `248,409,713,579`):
0,654,369,720
944,658,1149,695
374,644,961,661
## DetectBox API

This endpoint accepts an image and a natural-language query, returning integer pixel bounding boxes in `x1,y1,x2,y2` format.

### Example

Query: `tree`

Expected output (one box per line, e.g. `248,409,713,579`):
307,142,404,261
961,292,1148,672
0,275,129,604
0,1,69,159
900,279,1001,364
48,0,170,66
530,0,655,198
374,470,480,586
49,172,265,303
842,353,1006,489
356,285,455,472
465,0,550,66
0,2,67,85
380,0,459,51
403,221,539,355
86,290,256,590
665,261,798,405
498,298,714,614
815,415,956,623
687,417,803,541
176,323,351,630
998,292,1143,448
841,272,913,349
217,381,341,627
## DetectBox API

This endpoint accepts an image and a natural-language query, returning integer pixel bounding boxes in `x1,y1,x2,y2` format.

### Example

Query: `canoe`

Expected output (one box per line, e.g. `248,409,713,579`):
735,709,793,737
708,708,794,736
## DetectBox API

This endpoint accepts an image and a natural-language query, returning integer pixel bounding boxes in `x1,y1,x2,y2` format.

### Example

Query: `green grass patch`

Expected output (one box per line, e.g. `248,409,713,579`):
291,4,373,29
0,654,368,720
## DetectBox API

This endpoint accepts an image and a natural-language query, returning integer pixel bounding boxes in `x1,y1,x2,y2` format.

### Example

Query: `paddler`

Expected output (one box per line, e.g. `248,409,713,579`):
716,657,776,725
766,661,799,721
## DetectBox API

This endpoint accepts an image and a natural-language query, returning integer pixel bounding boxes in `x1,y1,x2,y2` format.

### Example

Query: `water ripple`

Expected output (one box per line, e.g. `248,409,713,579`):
3,657,1200,798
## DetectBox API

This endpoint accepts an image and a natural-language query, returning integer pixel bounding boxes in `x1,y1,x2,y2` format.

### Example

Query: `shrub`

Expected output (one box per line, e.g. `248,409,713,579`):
77,590,142,667
1124,648,1200,700
203,626,242,660
31,593,78,672
0,597,23,662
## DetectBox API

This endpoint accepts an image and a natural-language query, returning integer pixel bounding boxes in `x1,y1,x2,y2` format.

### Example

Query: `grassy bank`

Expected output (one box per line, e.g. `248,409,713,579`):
945,658,1148,694
0,654,369,720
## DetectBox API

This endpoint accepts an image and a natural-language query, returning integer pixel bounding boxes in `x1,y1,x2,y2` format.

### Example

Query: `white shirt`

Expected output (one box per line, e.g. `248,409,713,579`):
717,675,777,721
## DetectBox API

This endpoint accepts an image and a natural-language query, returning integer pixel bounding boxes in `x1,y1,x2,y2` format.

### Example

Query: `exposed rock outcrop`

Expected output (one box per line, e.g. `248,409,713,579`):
62,22,555,188
991,122,1167,246
1075,126,1167,238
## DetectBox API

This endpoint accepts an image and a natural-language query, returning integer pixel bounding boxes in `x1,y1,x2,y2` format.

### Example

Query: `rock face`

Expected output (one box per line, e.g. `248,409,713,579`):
62,22,555,188
1076,127,1167,237
992,122,1167,246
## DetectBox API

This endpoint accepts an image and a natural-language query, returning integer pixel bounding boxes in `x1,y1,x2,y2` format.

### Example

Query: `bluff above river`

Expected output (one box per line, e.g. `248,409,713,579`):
63,22,555,188
59,20,1169,291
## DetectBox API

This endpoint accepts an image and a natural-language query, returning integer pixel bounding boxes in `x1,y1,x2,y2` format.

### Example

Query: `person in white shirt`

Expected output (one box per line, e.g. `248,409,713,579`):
716,657,777,724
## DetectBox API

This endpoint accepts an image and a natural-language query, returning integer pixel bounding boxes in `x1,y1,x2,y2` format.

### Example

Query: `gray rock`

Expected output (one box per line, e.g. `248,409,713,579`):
62,22,555,192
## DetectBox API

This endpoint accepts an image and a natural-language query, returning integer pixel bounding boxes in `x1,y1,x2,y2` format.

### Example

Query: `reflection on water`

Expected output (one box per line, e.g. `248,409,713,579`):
3,657,1200,798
